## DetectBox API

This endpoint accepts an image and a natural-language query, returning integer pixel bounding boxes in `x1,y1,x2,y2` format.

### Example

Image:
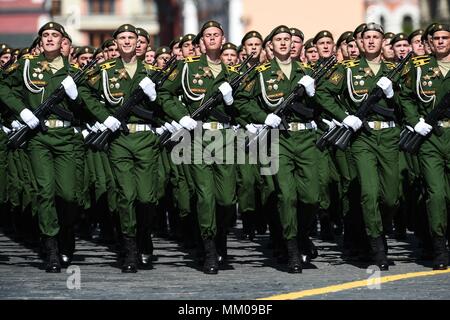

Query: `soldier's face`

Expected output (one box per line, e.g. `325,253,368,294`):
181,41,195,58
382,40,395,60
393,40,411,60
107,43,120,59
347,41,360,59
136,36,149,57
244,38,262,59
363,31,383,55
202,27,225,51
116,32,137,56
172,45,183,60
41,30,63,54
305,47,319,63
411,35,426,56
316,37,334,58
220,49,238,66
340,42,349,58
265,42,274,60
156,53,171,68
0,53,11,66
145,50,155,64
77,53,93,67
60,38,72,57
356,32,365,52
433,31,450,58
270,33,292,58
290,35,303,59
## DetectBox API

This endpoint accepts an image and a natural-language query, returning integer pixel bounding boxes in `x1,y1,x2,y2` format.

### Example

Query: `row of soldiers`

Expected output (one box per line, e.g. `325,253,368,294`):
0,20,448,275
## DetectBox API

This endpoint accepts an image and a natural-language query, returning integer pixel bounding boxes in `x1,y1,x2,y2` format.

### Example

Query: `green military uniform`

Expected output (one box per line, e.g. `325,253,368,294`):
399,50,450,269
317,56,401,239
80,58,161,237
234,26,319,274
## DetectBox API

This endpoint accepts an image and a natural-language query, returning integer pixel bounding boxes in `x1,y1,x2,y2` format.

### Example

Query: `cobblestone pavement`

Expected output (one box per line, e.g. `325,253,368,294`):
0,227,449,300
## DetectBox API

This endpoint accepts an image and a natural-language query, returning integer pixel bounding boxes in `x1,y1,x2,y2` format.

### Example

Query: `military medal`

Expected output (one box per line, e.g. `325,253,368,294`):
33,73,37,78
268,85,273,91
428,81,432,87
276,70,285,82
198,79,204,86
359,80,365,86
193,79,198,84
423,81,428,86
273,84,279,90
354,81,359,86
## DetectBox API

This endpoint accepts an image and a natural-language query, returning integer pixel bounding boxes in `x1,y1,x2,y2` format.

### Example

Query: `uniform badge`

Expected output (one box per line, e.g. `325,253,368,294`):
202,67,212,78
117,68,128,80
39,61,50,72
276,70,285,82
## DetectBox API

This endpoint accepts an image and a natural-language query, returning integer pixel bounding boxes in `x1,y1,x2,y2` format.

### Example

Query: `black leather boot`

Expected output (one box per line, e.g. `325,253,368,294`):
370,236,389,271
432,236,448,270
241,211,255,241
44,236,61,273
136,203,155,269
203,239,219,274
286,239,302,273
121,236,138,273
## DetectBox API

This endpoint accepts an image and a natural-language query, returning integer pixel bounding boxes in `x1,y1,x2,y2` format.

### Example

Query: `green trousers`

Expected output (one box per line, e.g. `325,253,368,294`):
418,128,450,237
27,128,79,236
351,127,400,238
187,129,236,239
108,131,160,236
276,130,319,240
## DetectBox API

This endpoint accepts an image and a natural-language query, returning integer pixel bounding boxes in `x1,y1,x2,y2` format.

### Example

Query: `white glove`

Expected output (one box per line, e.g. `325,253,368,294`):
219,82,234,106
19,108,39,129
95,122,107,132
299,75,315,97
376,77,394,99
11,120,25,130
264,113,282,128
163,122,176,133
2,126,11,135
103,116,121,132
414,118,432,137
322,119,336,130
179,116,197,131
245,124,260,135
139,78,157,102
61,76,78,100
171,120,183,131
343,115,363,132
81,129,90,139
155,127,166,136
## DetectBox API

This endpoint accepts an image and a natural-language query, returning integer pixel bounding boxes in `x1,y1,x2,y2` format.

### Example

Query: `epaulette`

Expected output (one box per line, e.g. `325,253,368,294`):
297,61,312,70
227,65,239,73
100,60,116,70
384,61,396,70
4,62,19,74
184,56,201,63
21,54,35,60
70,62,80,70
411,55,431,68
256,62,271,73
144,64,160,72
341,59,360,68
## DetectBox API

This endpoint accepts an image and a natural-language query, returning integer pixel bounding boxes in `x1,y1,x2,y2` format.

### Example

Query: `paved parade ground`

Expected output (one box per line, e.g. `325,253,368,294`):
0,226,449,301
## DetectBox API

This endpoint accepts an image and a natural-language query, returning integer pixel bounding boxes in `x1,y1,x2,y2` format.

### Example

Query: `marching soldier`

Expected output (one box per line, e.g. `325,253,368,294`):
220,42,239,66
136,28,151,61
0,22,85,272
235,25,317,273
158,20,238,274
409,29,426,57
79,24,160,272
399,23,450,270
304,39,319,64
317,23,403,270
290,28,304,62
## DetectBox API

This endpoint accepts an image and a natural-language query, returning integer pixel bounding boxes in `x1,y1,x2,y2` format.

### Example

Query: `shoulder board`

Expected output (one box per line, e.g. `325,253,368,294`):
297,61,312,70
144,64,160,72
411,55,431,68
21,54,35,60
384,61,396,70
4,62,20,74
256,62,271,73
100,60,116,70
341,59,360,68
184,56,201,63
70,63,81,70
227,65,239,73
168,68,179,81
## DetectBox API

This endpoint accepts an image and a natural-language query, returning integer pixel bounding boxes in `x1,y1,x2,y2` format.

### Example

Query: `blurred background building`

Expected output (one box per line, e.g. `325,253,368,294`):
0,0,448,49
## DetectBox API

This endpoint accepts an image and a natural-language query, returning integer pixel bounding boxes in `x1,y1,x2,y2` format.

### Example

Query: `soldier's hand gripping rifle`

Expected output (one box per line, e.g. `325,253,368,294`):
399,91,450,154
331,51,413,151
160,53,258,146
246,55,337,149
7,58,98,150
88,55,177,151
